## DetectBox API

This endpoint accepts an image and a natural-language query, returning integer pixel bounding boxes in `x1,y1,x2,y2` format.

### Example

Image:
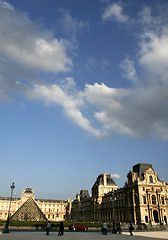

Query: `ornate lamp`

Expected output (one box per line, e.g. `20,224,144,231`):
3,182,15,233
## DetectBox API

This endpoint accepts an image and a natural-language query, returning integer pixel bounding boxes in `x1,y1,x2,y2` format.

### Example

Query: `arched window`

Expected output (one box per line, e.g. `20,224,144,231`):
161,197,165,205
153,210,159,223
152,195,156,204
143,196,146,204
149,176,153,183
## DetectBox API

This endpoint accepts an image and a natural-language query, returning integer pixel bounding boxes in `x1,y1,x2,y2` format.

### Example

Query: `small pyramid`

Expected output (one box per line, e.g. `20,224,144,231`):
11,197,47,221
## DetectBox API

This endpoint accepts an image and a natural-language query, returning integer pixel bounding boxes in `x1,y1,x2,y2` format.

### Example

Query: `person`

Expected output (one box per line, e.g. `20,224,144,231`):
46,221,51,235
129,222,134,236
116,222,122,234
58,221,64,236
112,220,117,233
102,221,107,235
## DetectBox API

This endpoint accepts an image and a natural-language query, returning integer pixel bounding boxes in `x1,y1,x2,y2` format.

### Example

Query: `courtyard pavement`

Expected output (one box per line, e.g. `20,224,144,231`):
0,231,168,240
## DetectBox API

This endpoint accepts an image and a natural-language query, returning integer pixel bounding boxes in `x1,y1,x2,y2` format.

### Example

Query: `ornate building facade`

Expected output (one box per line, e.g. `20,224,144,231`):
0,163,167,225
0,188,68,222
70,163,168,225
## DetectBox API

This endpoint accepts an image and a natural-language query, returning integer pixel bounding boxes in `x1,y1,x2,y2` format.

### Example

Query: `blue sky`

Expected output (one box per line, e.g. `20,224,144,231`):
0,0,168,200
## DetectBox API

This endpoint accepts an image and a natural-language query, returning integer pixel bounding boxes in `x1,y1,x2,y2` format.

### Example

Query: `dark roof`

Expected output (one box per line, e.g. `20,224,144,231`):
133,163,160,181
94,174,116,186
133,163,153,177
24,188,33,194
0,197,21,201
80,190,90,199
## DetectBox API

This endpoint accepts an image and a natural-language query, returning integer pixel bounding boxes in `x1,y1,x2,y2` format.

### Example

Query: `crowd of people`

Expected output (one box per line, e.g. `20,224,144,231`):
101,221,134,236
46,220,134,236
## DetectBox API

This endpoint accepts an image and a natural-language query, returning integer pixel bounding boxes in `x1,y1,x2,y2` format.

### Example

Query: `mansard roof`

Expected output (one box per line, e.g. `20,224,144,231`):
133,163,153,176
133,163,160,181
94,173,117,187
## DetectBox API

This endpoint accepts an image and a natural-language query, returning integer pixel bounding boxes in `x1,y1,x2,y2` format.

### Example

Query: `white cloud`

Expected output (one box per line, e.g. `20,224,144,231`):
139,7,152,25
102,3,129,23
111,174,121,179
0,1,72,73
139,29,168,81
81,82,168,139
120,57,137,82
1,1,168,141
30,84,103,138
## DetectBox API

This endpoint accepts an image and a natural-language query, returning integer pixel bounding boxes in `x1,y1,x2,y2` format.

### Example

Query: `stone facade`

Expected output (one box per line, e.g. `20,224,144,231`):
71,173,118,222
0,188,68,222
70,163,168,225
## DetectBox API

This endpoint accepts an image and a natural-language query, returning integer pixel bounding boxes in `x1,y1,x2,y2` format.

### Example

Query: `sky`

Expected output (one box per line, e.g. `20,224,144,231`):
0,0,168,201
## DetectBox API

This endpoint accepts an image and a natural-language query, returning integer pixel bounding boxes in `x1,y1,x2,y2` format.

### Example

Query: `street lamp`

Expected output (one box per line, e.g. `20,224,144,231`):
3,182,15,233
110,197,117,233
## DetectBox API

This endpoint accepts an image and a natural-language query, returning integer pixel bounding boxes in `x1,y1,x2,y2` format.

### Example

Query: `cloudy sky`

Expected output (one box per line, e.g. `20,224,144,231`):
0,0,168,200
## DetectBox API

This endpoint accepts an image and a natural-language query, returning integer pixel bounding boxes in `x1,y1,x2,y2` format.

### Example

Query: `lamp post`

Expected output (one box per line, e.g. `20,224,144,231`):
110,197,117,233
3,182,15,233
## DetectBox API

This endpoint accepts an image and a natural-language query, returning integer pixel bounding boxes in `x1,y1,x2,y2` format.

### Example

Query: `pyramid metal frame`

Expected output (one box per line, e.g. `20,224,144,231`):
11,197,47,221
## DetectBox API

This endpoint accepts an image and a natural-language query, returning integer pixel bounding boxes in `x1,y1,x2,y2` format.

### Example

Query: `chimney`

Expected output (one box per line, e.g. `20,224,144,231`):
103,173,107,185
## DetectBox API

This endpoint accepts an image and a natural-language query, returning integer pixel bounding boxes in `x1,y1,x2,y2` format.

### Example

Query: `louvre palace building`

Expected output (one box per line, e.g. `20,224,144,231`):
0,187,69,222
0,163,168,226
69,163,168,225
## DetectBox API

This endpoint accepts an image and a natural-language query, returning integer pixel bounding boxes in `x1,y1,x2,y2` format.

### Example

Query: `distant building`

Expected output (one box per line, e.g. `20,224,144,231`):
70,163,168,225
71,173,118,222
0,188,68,222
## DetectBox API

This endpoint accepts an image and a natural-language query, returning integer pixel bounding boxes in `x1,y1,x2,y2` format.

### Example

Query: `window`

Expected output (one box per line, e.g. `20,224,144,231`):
145,216,148,223
143,187,145,191
164,216,167,224
161,197,165,205
152,195,156,204
149,176,153,183
143,196,147,204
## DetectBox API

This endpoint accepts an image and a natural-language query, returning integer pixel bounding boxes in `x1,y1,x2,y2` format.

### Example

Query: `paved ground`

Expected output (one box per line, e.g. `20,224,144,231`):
0,231,168,240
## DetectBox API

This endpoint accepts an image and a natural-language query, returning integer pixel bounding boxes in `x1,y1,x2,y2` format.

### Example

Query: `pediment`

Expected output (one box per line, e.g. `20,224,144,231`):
143,168,160,183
